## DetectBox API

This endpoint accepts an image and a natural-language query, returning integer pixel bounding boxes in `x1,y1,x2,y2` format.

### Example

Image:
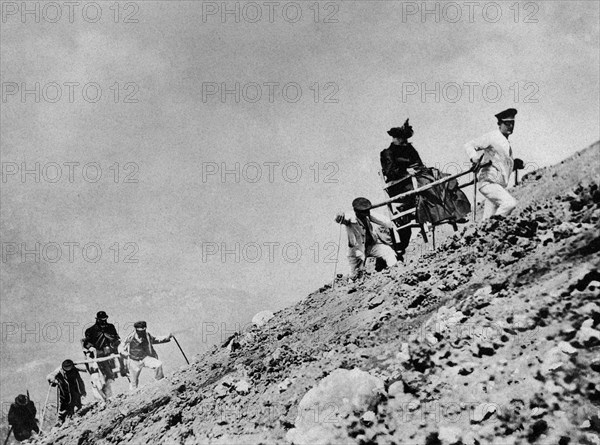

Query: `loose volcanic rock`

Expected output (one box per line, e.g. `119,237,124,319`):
527,419,549,442
458,362,476,376
476,342,496,357
397,343,411,363
361,411,376,425
580,433,600,445
438,425,462,444
214,384,229,399
472,403,497,423
252,310,275,327
286,368,384,444
557,341,578,355
387,381,404,398
577,302,600,317
368,295,385,310
278,378,292,393
541,347,569,374
576,319,600,346
234,380,251,395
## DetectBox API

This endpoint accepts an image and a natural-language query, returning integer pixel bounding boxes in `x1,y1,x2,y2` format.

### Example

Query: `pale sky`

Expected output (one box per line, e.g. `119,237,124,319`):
1,0,599,406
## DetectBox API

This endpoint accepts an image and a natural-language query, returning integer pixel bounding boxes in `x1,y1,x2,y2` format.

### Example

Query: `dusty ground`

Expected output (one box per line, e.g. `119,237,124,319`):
28,142,600,445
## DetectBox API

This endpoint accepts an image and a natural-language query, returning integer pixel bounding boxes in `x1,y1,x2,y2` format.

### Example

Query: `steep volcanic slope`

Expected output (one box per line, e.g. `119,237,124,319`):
35,143,599,445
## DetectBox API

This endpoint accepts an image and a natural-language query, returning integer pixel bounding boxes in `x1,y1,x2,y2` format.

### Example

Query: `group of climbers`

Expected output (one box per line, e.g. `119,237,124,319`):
6,312,173,442
336,108,523,277
50,313,173,423
5,109,524,441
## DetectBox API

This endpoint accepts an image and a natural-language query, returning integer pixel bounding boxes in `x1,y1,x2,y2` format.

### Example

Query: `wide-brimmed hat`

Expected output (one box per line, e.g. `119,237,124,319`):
15,394,28,406
61,359,74,371
134,321,147,329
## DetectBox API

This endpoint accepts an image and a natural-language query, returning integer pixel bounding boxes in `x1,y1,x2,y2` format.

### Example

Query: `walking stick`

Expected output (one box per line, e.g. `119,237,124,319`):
473,172,478,222
39,385,52,431
471,155,484,222
172,336,189,364
3,426,13,445
332,223,342,290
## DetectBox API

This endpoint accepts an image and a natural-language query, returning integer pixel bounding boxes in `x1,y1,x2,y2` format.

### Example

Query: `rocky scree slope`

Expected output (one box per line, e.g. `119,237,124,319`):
37,143,600,445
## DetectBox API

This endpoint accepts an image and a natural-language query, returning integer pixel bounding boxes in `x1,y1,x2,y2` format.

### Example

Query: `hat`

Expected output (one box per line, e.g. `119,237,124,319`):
387,118,414,140
61,359,74,371
513,158,525,170
352,197,372,212
387,127,403,138
96,311,108,320
495,108,517,121
15,394,28,406
134,321,147,329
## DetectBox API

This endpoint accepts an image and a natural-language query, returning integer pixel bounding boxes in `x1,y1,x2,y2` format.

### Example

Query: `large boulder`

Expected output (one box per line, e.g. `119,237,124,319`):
252,310,274,327
286,368,384,445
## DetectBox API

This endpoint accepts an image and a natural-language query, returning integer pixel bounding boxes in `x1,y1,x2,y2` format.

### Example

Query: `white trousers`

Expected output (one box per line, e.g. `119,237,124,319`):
479,183,517,219
128,356,164,391
90,373,113,401
348,243,397,275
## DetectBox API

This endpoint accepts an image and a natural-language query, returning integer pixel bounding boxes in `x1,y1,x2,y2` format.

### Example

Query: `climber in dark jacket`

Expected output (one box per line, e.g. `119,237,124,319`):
83,310,126,400
7,394,39,441
380,119,424,182
46,359,86,425
380,119,424,257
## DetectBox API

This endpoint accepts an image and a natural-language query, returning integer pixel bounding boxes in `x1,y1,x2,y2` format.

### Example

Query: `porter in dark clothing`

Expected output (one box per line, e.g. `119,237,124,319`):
46,360,86,424
83,312,121,353
8,395,39,441
83,311,126,400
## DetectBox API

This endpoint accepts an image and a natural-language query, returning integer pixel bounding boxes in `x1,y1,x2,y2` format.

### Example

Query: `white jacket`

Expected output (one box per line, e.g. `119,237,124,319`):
465,128,514,188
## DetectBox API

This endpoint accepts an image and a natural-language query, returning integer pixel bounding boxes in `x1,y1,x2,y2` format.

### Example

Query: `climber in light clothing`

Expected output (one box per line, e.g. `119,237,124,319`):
120,321,172,391
335,197,398,276
465,108,524,219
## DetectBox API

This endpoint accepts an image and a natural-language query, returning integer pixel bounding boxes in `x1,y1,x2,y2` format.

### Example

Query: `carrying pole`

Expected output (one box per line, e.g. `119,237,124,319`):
72,354,121,366
172,336,190,365
369,159,489,211
3,427,13,445
39,385,52,431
